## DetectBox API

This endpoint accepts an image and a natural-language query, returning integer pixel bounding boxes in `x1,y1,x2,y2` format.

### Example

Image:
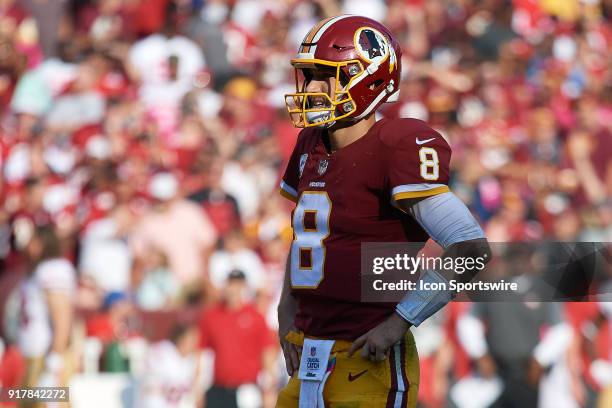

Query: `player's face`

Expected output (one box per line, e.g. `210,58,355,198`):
286,63,353,127
302,67,337,109
295,67,340,127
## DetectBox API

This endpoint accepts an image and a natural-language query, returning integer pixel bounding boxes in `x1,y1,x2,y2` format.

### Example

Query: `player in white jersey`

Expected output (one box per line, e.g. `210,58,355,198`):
17,226,76,388
138,324,201,408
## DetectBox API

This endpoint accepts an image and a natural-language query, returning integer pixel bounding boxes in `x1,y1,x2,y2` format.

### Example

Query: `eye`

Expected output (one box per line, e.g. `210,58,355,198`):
312,66,336,80
313,72,332,81
302,69,314,81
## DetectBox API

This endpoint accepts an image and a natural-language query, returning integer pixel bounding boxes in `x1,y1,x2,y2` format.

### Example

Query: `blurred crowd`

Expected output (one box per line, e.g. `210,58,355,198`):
0,0,610,407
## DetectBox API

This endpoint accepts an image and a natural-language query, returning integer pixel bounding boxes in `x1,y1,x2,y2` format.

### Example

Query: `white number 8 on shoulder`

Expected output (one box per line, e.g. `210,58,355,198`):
419,147,439,180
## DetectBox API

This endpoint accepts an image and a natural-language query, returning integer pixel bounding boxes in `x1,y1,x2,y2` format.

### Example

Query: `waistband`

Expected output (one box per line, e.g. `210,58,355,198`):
285,330,415,354
285,330,353,353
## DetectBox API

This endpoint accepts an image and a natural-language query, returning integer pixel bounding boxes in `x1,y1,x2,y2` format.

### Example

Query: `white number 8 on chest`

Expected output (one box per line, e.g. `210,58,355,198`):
290,191,332,288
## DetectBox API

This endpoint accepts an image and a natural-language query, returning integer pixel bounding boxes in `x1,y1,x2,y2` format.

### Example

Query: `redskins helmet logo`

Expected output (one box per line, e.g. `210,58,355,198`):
354,27,389,64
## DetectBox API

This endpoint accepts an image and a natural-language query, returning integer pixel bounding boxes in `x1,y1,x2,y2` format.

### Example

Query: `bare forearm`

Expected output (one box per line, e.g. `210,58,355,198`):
574,159,607,204
261,347,277,394
47,292,73,354
405,7,428,58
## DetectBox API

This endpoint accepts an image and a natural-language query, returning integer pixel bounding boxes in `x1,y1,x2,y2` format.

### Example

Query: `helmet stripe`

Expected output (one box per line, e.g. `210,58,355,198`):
311,15,353,43
306,16,334,42
300,15,353,55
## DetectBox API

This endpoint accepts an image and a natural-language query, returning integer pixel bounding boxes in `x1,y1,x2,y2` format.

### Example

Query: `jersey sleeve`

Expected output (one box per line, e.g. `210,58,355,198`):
279,132,307,203
387,130,452,203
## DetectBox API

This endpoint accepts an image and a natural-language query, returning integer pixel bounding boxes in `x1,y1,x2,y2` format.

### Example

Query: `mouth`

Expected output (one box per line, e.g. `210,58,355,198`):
308,97,328,109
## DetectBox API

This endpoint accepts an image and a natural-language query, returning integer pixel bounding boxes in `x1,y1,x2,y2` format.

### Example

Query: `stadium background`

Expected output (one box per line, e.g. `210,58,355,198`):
0,0,610,407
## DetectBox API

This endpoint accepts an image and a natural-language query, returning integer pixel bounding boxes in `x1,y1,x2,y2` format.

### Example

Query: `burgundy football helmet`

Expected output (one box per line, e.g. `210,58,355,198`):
285,15,402,128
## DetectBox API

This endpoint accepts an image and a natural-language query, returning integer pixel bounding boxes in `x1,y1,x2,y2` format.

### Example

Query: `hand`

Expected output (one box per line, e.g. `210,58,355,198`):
526,357,543,386
347,313,411,362
195,391,205,408
477,354,497,379
279,326,301,376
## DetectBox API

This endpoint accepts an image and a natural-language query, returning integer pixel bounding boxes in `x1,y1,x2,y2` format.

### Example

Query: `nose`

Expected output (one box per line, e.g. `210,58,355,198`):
305,79,326,93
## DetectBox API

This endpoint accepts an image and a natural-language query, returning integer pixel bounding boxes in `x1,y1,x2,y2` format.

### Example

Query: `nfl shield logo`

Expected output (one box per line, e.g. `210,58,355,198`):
310,347,317,356
317,159,329,175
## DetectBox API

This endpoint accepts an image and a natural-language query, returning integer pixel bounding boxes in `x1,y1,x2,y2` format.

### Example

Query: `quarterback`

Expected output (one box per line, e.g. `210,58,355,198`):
277,15,490,408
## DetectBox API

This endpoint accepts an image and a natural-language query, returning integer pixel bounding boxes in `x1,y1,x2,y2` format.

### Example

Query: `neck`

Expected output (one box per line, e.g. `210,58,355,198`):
176,343,189,356
328,115,377,152
225,298,243,310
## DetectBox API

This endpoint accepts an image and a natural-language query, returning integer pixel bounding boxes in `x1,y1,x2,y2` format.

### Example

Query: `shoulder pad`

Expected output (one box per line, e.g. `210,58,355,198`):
379,118,447,150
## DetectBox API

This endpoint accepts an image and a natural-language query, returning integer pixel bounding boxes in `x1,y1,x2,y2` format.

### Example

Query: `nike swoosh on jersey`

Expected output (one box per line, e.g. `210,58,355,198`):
348,369,368,382
416,137,436,145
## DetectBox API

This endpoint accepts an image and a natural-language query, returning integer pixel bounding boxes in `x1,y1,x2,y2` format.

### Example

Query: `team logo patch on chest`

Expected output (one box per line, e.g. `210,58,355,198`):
317,159,329,175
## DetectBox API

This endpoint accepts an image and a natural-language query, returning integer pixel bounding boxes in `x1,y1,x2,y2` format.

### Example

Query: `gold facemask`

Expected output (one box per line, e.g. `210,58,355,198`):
284,59,365,128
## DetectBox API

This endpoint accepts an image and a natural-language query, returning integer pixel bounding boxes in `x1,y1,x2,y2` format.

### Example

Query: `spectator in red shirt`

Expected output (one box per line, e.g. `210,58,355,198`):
0,337,25,391
199,269,277,408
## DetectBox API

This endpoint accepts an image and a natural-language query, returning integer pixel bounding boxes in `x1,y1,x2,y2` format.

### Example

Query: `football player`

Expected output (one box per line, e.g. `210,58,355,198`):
277,15,491,408
17,225,76,390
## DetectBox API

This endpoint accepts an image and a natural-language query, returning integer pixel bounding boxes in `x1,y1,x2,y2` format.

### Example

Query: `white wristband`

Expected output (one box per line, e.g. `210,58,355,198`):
45,352,64,374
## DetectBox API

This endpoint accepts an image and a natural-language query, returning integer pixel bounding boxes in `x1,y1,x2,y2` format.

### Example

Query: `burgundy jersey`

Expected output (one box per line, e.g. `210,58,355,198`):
280,118,452,339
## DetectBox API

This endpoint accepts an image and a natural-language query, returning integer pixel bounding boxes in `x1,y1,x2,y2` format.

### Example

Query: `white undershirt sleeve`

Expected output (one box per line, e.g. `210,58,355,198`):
407,192,485,249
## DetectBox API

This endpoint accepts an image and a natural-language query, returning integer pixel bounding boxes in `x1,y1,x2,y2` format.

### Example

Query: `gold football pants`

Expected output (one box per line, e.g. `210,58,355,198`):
276,330,419,408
